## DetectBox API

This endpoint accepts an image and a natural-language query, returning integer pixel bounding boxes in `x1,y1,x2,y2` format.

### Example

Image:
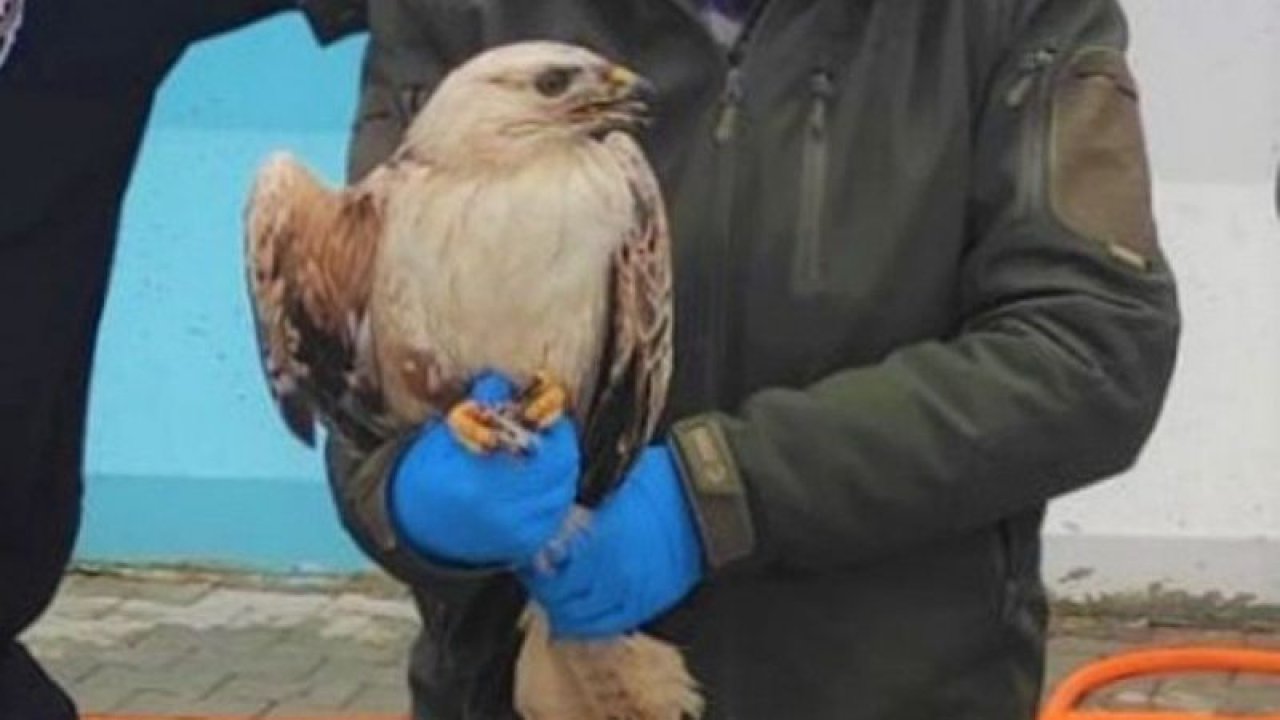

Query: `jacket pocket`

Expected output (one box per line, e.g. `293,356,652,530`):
1005,44,1061,220
790,71,834,296
1049,47,1157,271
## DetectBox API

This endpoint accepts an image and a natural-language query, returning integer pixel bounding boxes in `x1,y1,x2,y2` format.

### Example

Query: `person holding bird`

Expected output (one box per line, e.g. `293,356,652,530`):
302,0,1182,718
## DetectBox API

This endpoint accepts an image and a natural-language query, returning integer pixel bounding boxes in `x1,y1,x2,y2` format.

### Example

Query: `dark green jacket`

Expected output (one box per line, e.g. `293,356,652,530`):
322,1,1181,718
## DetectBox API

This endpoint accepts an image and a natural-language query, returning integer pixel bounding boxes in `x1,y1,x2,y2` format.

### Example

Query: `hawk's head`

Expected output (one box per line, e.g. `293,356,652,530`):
402,42,655,164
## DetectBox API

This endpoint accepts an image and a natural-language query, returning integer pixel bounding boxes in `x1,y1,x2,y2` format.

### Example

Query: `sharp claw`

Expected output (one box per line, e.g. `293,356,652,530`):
447,401,501,453
456,435,495,455
449,370,568,454
519,371,569,430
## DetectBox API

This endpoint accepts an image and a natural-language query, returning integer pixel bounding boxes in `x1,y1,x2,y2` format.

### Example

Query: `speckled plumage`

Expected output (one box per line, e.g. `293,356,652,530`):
245,42,696,719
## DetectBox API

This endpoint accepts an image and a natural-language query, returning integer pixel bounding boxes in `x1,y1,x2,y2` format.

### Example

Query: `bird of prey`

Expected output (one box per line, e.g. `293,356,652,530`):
244,42,700,719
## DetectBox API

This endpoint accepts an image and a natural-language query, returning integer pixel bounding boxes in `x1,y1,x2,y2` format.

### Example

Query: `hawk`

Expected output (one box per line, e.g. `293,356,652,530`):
244,42,699,719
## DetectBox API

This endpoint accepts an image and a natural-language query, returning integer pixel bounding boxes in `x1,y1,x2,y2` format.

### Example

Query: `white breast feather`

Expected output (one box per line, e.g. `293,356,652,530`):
372,142,633,423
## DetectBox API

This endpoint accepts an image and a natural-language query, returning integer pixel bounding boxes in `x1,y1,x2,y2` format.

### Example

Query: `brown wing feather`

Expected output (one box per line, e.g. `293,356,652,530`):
245,153,389,448
579,135,674,504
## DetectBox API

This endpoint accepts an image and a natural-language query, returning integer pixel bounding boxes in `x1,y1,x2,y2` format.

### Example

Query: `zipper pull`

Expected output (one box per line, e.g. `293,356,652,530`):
794,69,834,296
1004,46,1059,108
714,67,744,144
808,71,833,138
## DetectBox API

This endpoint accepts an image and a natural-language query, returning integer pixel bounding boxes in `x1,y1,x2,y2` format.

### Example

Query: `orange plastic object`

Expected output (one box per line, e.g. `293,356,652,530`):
1039,647,1280,720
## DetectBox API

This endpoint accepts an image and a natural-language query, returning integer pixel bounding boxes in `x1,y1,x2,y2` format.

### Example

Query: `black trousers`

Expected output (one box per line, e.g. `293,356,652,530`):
0,644,77,720
0,171,123,718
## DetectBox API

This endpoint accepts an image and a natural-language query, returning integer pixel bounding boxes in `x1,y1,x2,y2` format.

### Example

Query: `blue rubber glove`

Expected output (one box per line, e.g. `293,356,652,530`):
519,445,705,638
389,373,579,567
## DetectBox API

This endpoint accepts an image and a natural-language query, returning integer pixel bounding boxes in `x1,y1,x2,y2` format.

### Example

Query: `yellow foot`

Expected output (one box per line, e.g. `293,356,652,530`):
519,371,569,430
447,401,500,454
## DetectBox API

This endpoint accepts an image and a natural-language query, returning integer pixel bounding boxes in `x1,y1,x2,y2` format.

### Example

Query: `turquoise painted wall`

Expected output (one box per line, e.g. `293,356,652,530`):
76,16,375,573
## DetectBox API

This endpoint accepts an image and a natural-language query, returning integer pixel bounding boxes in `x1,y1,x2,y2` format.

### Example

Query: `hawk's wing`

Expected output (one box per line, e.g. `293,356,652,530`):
245,154,391,449
579,134,674,504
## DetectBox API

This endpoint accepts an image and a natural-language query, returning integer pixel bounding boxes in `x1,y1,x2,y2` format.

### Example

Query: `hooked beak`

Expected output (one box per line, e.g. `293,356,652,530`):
580,64,656,138
604,65,658,106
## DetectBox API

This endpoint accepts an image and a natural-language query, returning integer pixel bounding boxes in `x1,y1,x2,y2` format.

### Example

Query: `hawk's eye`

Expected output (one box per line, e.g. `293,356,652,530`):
534,67,577,98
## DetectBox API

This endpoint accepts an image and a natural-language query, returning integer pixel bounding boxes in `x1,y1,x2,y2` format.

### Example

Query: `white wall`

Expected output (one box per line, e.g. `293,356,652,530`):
1044,0,1280,601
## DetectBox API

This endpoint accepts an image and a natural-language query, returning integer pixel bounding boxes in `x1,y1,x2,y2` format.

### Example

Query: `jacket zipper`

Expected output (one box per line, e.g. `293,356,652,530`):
1004,44,1059,216
703,65,743,406
792,70,834,295
700,3,773,407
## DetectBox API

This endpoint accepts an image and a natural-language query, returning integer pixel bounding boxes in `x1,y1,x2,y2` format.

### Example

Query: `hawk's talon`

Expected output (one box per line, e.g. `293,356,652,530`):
447,401,501,454
519,371,569,430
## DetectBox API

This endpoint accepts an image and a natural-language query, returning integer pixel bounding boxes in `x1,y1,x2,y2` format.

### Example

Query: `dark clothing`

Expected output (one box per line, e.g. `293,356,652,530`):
0,1,343,714
320,0,1181,718
0,644,76,720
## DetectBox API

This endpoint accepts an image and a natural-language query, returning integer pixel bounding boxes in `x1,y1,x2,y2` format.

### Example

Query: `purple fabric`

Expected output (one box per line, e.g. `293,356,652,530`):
0,0,24,71
702,0,751,21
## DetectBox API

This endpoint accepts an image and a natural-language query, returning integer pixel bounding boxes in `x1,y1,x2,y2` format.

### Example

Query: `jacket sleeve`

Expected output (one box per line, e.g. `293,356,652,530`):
298,0,368,45
179,0,293,42
178,0,366,44
324,433,507,605
669,0,1180,575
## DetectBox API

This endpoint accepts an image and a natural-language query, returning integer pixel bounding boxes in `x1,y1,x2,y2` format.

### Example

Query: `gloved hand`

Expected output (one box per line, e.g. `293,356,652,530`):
389,373,579,567
519,445,705,638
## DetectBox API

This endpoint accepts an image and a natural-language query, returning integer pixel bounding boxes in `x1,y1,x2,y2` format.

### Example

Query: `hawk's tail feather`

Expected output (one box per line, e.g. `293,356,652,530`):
515,607,704,720
279,394,318,447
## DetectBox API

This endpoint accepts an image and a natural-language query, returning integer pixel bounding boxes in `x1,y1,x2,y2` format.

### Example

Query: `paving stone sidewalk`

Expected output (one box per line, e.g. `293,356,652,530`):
21,568,1280,717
